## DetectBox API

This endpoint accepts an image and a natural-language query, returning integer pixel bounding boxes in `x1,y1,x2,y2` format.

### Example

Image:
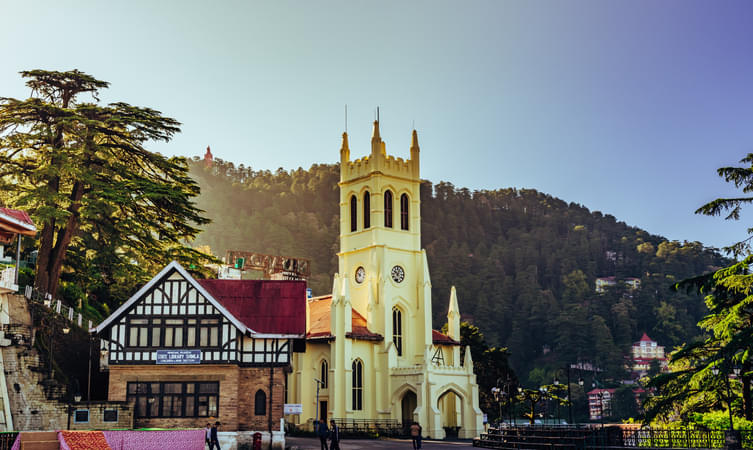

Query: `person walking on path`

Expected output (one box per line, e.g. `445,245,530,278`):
316,419,329,450
410,422,422,449
205,423,212,449
329,420,341,450
209,421,221,450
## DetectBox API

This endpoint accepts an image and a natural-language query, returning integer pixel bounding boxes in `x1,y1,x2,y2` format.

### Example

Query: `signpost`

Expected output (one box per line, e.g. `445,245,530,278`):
156,349,202,365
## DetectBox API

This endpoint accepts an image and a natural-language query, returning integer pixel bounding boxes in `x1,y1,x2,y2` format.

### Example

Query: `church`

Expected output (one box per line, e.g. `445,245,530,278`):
287,120,483,439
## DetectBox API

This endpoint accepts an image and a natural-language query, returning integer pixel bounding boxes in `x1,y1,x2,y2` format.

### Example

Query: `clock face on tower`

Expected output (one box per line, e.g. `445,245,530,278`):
355,266,366,284
391,265,405,283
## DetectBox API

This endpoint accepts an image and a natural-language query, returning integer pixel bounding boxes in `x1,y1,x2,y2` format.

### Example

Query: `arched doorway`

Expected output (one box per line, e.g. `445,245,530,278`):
437,390,462,438
401,390,417,425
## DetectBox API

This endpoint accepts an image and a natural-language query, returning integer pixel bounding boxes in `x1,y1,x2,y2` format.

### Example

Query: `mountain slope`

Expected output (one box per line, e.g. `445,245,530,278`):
189,158,726,382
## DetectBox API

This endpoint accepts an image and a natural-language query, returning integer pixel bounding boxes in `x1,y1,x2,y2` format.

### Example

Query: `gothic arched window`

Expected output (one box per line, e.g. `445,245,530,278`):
393,307,403,357
363,191,371,229
254,389,266,415
350,195,357,232
400,194,409,230
321,360,328,389
384,190,393,228
352,359,363,410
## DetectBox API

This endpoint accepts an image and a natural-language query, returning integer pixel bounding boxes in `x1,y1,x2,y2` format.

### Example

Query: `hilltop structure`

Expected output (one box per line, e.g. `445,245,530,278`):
286,120,483,439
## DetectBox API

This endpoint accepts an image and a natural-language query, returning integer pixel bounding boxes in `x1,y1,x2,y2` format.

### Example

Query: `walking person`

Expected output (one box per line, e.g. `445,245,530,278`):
209,421,221,450
410,422,422,449
329,420,341,450
205,423,212,449
316,419,329,450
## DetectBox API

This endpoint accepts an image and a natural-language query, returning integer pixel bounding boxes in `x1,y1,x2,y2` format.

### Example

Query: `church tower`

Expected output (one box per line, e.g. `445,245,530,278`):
289,117,483,440
338,119,432,366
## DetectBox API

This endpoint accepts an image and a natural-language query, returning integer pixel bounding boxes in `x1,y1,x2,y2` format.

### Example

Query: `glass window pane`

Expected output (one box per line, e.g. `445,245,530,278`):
166,319,183,325
162,397,172,417
187,328,196,347
210,328,218,347
129,328,138,346
164,383,182,393
165,328,173,347
172,397,183,417
152,328,161,347
139,328,148,347
200,328,208,347
208,396,218,417
186,383,195,394
150,383,160,394
185,396,195,416
132,319,148,325
199,383,218,393
148,398,159,417
198,396,208,416
136,397,146,418
174,328,183,346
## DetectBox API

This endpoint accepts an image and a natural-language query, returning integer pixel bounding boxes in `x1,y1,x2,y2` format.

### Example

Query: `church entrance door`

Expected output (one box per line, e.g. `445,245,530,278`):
438,390,462,438
401,390,417,426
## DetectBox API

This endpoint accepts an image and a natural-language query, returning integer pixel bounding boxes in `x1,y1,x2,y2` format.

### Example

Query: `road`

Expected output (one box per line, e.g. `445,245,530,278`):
286,436,475,449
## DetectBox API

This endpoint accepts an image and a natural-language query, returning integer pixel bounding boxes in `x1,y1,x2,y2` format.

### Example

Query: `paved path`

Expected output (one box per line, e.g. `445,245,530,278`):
286,436,475,449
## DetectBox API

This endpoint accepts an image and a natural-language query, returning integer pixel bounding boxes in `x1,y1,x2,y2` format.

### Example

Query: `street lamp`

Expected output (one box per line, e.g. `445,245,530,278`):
491,387,502,428
66,392,82,429
313,378,325,426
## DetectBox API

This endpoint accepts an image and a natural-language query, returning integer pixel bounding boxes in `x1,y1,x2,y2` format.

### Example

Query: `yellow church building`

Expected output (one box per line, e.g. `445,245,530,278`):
287,120,483,439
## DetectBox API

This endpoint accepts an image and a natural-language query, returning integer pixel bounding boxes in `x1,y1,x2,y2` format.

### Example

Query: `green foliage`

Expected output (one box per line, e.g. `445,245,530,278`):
0,69,214,306
187,160,727,386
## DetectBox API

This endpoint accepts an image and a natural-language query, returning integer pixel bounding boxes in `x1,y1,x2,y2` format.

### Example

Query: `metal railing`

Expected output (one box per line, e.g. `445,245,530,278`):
476,425,753,449
24,286,98,331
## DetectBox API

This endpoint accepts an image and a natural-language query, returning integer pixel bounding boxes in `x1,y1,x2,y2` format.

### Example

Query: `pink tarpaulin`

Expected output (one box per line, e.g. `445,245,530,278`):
103,429,205,450
10,434,19,450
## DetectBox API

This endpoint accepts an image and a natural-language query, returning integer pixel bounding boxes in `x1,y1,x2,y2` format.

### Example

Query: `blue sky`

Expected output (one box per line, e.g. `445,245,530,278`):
2,1,753,251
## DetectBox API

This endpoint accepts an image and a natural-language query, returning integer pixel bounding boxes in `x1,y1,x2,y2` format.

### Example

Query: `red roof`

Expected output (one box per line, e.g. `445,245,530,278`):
306,295,383,341
197,279,306,335
639,333,652,342
587,388,616,395
0,207,36,240
432,330,461,346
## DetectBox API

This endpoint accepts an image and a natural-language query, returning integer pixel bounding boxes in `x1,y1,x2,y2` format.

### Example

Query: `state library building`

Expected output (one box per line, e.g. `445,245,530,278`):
93,261,305,433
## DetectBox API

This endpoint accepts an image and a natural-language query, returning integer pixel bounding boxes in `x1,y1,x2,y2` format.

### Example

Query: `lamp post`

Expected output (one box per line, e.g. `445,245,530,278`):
313,378,325,426
491,387,503,428
66,392,82,430
554,366,575,425
48,316,70,378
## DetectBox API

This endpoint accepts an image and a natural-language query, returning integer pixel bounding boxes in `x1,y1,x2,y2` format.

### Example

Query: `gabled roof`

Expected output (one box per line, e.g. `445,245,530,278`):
198,279,305,336
93,261,305,338
306,295,383,341
432,330,461,346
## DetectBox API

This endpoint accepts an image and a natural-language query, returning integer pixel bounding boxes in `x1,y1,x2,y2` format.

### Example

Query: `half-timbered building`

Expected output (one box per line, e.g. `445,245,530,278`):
93,261,305,445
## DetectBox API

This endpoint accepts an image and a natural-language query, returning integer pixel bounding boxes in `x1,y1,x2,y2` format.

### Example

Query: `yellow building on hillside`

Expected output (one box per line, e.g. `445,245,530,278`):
287,120,483,439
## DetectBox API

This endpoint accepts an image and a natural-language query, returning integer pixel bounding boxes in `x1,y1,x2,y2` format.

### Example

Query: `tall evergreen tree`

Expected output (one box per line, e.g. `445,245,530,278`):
0,70,210,299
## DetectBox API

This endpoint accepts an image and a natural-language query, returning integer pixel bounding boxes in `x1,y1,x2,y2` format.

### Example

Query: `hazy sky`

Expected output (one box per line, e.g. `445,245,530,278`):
3,1,753,251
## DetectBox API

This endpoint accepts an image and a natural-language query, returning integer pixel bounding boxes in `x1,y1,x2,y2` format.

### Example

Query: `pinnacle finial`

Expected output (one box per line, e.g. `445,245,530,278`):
371,120,381,142
410,129,419,153
341,132,349,151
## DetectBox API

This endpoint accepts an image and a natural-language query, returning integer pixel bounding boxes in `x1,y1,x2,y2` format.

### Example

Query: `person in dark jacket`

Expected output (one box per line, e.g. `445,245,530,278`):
316,420,329,450
329,420,340,450
209,421,221,450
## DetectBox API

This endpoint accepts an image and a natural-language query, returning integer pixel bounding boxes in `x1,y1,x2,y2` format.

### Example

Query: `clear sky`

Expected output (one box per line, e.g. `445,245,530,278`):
2,1,753,251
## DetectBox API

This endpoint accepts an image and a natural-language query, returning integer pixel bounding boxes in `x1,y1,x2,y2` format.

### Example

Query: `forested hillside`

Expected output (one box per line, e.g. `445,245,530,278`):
189,158,727,384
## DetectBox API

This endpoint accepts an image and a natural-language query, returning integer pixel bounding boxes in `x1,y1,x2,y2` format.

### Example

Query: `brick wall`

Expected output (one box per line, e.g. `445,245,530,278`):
237,367,285,431
68,401,133,430
108,365,286,432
